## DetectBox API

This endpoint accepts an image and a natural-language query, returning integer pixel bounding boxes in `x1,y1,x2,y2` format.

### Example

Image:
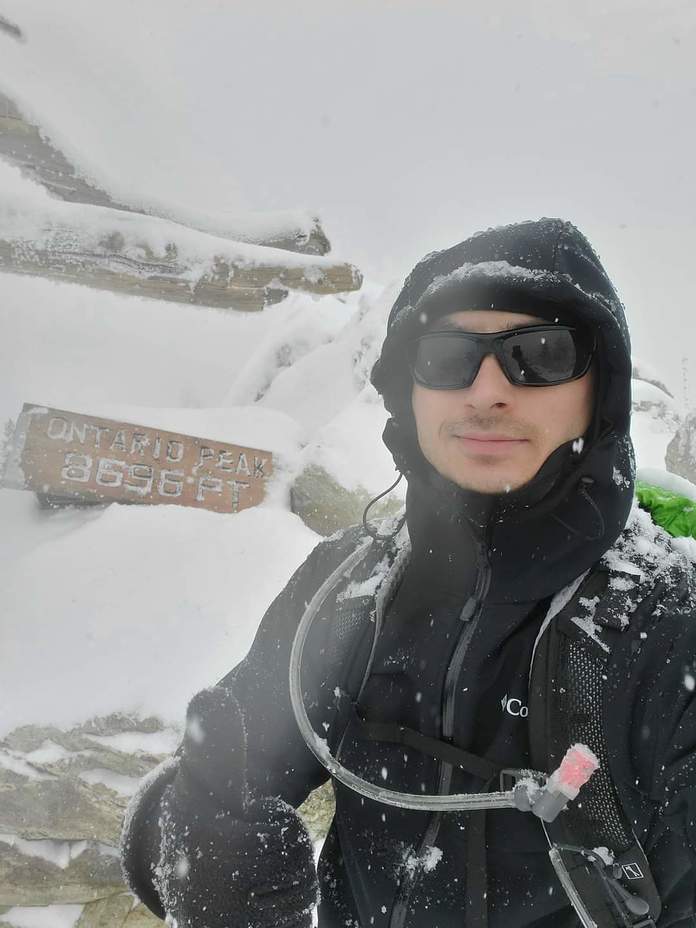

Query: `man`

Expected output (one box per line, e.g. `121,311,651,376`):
121,218,696,928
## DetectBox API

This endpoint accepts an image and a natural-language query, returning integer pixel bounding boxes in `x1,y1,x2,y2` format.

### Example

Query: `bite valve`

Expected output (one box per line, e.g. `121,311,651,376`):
513,744,600,822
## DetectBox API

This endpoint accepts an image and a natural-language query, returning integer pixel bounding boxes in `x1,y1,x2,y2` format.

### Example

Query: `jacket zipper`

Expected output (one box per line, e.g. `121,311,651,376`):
387,527,492,928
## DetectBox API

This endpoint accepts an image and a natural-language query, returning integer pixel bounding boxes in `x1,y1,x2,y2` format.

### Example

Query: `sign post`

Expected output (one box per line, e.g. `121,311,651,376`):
2,404,273,514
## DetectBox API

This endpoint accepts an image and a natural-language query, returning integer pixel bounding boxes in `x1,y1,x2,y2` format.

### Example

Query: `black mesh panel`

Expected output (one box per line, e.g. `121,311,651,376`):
325,597,373,667
558,637,633,853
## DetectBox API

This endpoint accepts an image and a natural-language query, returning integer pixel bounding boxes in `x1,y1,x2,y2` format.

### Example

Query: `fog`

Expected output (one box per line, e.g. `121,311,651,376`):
1,0,695,393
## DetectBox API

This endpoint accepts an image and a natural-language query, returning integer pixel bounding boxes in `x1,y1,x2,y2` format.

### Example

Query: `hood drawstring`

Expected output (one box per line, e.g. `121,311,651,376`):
362,473,404,539
551,476,605,543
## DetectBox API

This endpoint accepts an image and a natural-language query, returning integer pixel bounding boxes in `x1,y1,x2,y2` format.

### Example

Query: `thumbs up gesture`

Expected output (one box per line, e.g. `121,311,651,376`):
154,687,318,928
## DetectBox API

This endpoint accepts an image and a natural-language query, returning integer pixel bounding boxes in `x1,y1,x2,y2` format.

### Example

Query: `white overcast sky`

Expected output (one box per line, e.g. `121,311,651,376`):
1,0,695,397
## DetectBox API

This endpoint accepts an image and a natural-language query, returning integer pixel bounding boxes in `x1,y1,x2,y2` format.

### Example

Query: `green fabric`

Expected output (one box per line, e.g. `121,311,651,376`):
635,481,696,539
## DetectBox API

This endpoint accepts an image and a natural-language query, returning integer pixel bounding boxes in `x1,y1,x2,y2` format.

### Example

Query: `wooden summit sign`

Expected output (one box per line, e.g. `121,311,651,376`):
2,404,272,513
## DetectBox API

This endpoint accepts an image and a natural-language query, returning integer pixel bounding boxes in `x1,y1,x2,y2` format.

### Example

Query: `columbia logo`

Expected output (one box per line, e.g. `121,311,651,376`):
500,694,529,718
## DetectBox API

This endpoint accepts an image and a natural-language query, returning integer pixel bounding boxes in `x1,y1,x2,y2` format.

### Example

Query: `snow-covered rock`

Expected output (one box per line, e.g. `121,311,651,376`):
0,169,361,312
666,410,696,485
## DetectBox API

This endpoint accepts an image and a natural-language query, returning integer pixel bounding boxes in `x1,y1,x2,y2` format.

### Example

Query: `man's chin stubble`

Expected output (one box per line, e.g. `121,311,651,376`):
446,459,537,494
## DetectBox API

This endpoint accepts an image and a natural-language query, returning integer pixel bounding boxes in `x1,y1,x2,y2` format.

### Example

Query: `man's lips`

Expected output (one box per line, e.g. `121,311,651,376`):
455,433,525,441
452,433,528,454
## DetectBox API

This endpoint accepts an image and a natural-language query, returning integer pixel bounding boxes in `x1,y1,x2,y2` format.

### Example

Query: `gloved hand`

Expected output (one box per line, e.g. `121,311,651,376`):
153,687,318,928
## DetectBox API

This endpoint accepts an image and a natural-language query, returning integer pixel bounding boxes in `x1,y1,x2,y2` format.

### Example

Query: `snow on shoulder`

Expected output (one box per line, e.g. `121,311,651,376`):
542,493,696,656
599,500,696,625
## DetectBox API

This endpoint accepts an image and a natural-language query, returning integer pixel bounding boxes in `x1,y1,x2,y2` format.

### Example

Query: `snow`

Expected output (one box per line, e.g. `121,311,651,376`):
632,358,675,395
612,466,630,488
0,908,84,928
83,730,181,756
672,534,696,562
0,835,88,870
630,388,681,470
338,569,387,603
0,160,346,280
0,161,403,739
403,845,443,876
78,769,142,797
24,742,75,765
0,497,321,736
570,613,611,653
334,522,408,620
571,594,610,646
637,466,696,501
593,846,615,866
426,260,550,293
0,750,51,781
0,257,294,431
301,395,395,494
631,378,680,412
0,0,695,374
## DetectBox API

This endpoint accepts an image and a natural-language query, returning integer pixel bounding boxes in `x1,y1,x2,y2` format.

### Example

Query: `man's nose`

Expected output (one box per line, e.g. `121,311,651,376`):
464,353,513,406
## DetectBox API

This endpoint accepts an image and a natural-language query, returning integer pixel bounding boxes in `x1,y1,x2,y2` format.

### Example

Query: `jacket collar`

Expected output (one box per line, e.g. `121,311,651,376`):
403,426,635,605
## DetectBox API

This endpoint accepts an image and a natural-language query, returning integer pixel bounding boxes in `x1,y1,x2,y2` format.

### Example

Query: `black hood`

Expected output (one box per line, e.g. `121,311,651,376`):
370,217,635,602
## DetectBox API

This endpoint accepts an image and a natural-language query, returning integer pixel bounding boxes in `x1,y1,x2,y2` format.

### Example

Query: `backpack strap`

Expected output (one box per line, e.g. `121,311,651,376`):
300,517,412,751
528,566,662,927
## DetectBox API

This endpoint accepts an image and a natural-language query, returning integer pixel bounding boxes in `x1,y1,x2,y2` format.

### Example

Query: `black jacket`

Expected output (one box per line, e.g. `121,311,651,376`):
121,508,696,928
121,219,696,926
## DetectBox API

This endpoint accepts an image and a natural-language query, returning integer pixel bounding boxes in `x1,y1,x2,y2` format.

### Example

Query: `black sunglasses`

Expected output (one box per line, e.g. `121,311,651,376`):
409,324,596,389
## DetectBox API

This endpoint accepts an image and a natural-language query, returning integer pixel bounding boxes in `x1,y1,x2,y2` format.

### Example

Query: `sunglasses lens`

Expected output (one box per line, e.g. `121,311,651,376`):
500,329,588,384
411,327,594,388
412,334,481,388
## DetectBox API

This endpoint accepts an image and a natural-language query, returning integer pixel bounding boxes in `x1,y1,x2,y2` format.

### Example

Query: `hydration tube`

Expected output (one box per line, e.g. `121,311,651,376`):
289,538,528,813
288,534,612,928
289,536,600,818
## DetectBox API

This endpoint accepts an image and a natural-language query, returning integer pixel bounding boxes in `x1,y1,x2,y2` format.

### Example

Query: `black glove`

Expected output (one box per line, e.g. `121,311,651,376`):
153,687,318,928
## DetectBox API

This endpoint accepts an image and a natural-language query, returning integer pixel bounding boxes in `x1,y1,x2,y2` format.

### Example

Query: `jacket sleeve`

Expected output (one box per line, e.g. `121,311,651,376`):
614,572,696,921
647,613,696,858
120,526,364,913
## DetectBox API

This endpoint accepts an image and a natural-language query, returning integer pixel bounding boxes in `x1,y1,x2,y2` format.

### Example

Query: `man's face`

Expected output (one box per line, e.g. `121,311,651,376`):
411,310,595,493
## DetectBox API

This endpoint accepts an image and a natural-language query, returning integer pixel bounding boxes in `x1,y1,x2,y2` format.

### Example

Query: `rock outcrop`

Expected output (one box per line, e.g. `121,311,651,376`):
290,463,403,536
0,89,361,311
0,712,334,926
666,410,696,484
